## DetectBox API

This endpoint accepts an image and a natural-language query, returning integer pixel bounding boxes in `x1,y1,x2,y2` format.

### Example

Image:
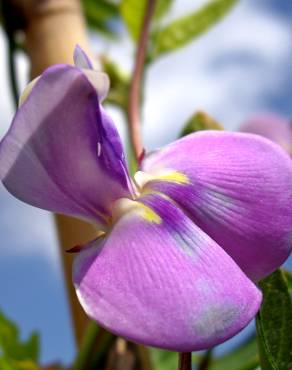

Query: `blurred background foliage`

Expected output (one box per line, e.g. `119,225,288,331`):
0,0,291,369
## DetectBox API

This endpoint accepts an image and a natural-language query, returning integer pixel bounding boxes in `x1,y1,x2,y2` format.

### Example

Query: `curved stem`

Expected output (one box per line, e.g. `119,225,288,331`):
178,352,192,370
128,0,156,161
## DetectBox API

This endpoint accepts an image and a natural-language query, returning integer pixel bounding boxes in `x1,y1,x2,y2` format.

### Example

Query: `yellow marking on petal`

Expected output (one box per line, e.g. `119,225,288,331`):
139,188,162,197
134,170,190,189
136,203,161,224
19,76,40,106
157,171,190,184
112,198,161,224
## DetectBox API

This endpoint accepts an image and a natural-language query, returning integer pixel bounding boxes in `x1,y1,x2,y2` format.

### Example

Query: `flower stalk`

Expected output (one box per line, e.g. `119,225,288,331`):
179,352,192,370
128,0,157,161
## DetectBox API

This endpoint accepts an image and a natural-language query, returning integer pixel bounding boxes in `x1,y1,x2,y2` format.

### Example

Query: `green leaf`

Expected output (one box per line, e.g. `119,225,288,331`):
256,269,292,370
150,348,178,370
0,358,14,370
82,0,120,37
180,110,223,137
0,310,39,364
209,335,259,370
151,0,238,59
101,56,130,110
283,269,292,293
120,0,173,41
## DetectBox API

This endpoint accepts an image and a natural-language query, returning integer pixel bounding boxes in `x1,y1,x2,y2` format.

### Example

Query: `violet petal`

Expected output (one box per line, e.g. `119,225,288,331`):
73,193,261,351
240,113,292,155
0,65,132,225
141,131,292,281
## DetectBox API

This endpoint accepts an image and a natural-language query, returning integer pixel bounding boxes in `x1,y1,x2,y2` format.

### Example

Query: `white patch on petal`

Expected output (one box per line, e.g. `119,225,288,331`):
111,198,137,222
82,70,110,102
75,287,94,318
74,45,93,69
111,197,161,224
19,77,40,106
134,171,156,189
195,279,213,295
134,169,190,190
189,304,238,340
97,142,102,157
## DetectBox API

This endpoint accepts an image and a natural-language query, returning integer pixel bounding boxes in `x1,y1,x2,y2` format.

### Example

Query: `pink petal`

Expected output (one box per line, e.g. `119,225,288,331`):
0,65,133,225
141,131,292,281
240,113,292,155
73,193,261,351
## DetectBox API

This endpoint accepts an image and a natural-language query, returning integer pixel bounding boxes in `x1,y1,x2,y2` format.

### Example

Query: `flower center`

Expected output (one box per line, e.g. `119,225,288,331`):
111,197,161,225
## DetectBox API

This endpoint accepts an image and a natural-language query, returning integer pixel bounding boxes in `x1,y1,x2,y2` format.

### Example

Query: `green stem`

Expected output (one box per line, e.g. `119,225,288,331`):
72,322,116,370
72,322,100,370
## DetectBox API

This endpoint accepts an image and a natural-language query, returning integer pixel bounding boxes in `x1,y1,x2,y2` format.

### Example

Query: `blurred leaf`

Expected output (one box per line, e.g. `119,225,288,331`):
150,0,238,59
283,269,292,293
0,358,38,370
150,348,178,370
101,55,130,110
0,358,14,370
82,0,120,37
256,269,292,370
120,0,173,41
180,110,223,137
209,335,259,370
0,309,39,366
197,349,213,370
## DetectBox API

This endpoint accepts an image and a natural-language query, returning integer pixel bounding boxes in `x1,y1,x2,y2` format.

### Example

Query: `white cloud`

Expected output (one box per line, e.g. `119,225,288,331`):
143,0,291,148
90,0,291,150
0,185,60,266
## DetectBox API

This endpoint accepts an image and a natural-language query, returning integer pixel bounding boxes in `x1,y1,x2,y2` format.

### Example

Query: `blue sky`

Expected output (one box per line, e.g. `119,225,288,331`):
0,0,292,366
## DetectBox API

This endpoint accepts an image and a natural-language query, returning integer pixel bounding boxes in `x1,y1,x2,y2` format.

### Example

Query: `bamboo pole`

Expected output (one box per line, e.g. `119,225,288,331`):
9,0,96,345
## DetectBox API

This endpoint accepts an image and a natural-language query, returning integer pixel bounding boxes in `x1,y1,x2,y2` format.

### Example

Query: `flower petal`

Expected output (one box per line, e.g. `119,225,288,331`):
141,131,292,281
73,45,109,102
73,193,261,351
82,70,109,102
73,44,94,69
0,64,133,225
240,113,292,155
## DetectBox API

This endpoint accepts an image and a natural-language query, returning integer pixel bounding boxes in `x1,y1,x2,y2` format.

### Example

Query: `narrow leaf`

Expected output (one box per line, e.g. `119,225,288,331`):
151,0,238,59
120,0,173,41
256,269,292,370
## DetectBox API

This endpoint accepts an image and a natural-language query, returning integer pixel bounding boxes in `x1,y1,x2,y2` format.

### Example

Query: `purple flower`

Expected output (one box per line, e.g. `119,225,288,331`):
1,46,292,351
240,113,292,155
